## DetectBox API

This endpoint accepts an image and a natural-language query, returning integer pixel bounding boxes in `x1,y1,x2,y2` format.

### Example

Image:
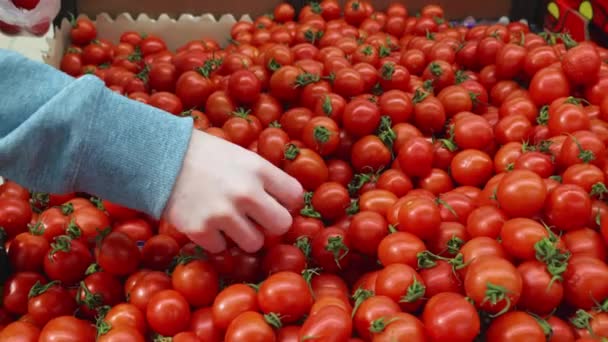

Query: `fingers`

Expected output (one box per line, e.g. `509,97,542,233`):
244,191,293,236
186,229,227,254
260,162,305,211
220,214,264,253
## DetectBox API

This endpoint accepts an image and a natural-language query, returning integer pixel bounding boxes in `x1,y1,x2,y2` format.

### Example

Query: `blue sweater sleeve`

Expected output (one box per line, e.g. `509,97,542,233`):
0,49,193,218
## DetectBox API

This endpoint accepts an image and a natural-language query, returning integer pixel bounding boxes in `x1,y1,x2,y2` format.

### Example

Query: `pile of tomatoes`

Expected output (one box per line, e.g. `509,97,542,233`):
4,0,608,341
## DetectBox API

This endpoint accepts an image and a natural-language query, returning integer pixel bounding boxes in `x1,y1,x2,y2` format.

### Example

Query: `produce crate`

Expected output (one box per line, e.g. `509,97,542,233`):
61,0,513,21
44,13,248,68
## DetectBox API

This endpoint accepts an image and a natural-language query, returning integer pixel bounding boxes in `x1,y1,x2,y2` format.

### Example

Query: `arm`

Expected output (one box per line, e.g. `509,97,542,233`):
0,48,193,218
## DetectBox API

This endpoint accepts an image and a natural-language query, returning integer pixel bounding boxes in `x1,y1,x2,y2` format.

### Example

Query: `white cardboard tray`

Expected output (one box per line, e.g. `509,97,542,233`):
43,13,254,68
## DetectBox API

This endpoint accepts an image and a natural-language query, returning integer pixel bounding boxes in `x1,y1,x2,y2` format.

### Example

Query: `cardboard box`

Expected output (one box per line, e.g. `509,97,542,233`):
75,0,512,21
44,13,247,68
44,1,514,68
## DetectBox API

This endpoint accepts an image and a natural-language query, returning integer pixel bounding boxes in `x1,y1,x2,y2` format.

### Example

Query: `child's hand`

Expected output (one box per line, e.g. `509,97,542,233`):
163,129,304,253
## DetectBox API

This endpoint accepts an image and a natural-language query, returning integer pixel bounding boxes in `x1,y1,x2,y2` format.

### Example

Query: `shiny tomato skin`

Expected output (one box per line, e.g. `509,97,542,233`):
299,305,352,342
104,303,147,335
145,289,191,337
172,260,219,308
0,198,33,238
397,197,441,241
485,311,546,342
97,231,141,277
224,311,276,342
212,284,259,330
342,98,381,138
43,237,93,286
397,137,433,178
450,149,493,187
544,184,592,231
563,256,608,310
8,231,49,273
529,67,570,106
500,218,549,261
464,256,522,315
128,271,173,312
495,170,547,218
28,283,78,326
258,271,313,324
422,292,480,342
348,211,389,256
0,321,40,341
354,295,401,341
3,272,47,316
517,260,563,315
377,232,425,268
38,316,96,342
351,135,392,173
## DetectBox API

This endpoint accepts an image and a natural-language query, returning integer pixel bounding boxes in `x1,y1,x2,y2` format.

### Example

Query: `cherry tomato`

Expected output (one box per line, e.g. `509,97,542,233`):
172,259,219,307
422,292,481,342
39,316,96,342
464,256,522,315
146,289,191,336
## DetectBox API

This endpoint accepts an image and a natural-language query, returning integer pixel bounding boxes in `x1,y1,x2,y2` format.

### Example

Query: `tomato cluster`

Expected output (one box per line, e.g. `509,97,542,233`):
4,0,608,341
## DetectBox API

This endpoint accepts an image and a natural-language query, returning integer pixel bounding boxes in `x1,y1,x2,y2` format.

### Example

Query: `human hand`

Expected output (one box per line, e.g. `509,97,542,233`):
163,129,304,253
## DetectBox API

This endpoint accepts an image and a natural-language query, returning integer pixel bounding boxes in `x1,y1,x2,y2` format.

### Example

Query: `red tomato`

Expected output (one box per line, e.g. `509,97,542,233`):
485,311,546,342
353,295,400,341
140,234,180,270
43,236,92,285
38,316,96,342
351,135,392,172
397,196,441,240
212,284,259,330
311,182,350,220
301,116,341,156
342,98,381,137
171,259,219,308
190,307,223,341
0,197,32,238
299,305,353,342
148,91,184,115
422,292,481,342
311,227,351,273
517,260,564,315
28,281,78,326
128,271,173,312
397,137,433,178
262,244,307,275
464,256,522,315
8,229,49,272
77,271,124,319
562,43,601,86
450,149,494,187
70,18,97,46
0,321,40,341
283,146,329,191
496,170,547,218
348,211,389,256
375,263,425,313
146,289,191,336
529,67,570,106
103,303,146,335
563,256,608,310
371,312,426,342
500,218,549,260
258,271,313,324
97,231,141,276
3,272,47,316
544,184,591,231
